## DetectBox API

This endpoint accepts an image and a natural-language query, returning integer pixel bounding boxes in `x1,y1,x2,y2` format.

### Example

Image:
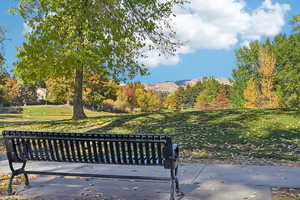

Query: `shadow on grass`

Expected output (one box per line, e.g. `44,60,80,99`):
0,107,23,114
0,115,23,119
85,109,300,161
0,108,299,161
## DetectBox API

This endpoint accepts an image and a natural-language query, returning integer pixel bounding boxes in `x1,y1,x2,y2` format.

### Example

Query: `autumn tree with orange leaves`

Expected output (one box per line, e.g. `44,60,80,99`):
216,86,230,109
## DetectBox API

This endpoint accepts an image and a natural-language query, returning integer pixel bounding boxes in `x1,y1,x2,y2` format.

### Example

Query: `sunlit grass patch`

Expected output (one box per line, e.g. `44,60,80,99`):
0,106,299,162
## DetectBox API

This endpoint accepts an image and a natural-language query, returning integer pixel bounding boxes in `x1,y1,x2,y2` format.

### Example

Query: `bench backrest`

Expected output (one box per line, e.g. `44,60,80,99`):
3,130,173,166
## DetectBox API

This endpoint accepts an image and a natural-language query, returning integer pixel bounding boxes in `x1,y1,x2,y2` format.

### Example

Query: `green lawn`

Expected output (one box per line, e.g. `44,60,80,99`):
0,105,299,161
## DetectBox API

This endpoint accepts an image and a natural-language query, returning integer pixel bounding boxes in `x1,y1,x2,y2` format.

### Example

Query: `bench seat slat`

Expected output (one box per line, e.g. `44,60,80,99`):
59,138,66,162
126,136,133,164
132,138,139,165
80,140,87,163
103,139,110,164
139,136,145,165
92,137,99,163
121,138,127,164
86,140,93,163
157,136,163,165
151,136,157,165
52,139,59,161
31,137,40,160
109,135,116,164
70,139,77,162
74,139,80,162
43,135,51,161
115,135,122,164
47,135,54,161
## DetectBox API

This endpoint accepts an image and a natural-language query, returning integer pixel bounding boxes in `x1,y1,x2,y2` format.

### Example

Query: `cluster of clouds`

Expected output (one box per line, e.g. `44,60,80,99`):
23,0,290,68
141,0,290,67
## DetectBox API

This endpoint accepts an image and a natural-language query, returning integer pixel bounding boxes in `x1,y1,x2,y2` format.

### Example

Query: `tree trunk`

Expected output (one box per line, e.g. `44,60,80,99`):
72,69,87,119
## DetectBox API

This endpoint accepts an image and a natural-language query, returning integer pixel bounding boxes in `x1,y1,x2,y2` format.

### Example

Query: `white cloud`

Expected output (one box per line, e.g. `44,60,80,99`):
142,0,290,67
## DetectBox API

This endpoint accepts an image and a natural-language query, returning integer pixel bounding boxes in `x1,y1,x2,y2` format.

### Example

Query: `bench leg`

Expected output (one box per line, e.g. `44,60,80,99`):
7,174,15,195
24,172,30,187
170,164,183,200
7,160,30,195
175,166,180,194
170,168,176,200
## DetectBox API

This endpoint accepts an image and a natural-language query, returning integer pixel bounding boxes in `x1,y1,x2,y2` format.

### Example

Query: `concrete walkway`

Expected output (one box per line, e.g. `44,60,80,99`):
0,159,299,200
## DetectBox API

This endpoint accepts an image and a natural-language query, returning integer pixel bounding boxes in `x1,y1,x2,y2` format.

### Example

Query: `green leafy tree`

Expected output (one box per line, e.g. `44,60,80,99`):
201,78,221,99
16,84,38,106
186,80,205,106
164,94,178,109
0,26,5,72
83,69,118,109
273,34,300,107
172,87,188,108
194,78,221,110
230,41,260,108
182,85,195,107
46,78,73,104
14,0,183,119
163,95,179,109
194,90,214,110
291,14,300,33
136,88,160,112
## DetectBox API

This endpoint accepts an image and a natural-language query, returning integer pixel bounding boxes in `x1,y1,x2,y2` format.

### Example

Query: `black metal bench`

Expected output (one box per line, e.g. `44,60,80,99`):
3,130,182,200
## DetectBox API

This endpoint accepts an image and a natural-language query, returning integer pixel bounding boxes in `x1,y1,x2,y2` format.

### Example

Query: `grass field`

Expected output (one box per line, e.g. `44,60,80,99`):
0,105,299,162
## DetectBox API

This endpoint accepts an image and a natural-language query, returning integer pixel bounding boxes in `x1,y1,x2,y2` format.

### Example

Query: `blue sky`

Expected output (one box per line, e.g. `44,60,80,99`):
0,0,299,83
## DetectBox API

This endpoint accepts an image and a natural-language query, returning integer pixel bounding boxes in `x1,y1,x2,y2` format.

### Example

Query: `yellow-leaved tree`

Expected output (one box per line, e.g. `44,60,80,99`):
244,79,259,108
258,46,279,108
136,88,161,112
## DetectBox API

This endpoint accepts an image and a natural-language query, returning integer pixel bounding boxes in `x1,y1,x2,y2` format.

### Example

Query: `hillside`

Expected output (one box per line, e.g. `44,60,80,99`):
144,77,231,94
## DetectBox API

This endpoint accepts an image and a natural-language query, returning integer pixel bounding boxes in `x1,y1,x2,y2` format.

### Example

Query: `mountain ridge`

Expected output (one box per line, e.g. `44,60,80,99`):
143,77,231,94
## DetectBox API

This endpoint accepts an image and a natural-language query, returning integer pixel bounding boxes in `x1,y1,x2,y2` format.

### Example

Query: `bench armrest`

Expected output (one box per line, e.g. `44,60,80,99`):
163,143,179,169
172,144,178,150
172,144,179,158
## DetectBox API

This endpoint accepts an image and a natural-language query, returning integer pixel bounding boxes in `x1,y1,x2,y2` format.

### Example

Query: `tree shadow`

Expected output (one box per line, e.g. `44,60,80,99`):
1,108,299,161
0,115,22,119
0,107,23,114
84,110,300,161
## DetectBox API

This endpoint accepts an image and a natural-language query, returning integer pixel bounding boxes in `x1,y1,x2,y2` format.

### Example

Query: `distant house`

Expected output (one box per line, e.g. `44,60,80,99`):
36,88,47,101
